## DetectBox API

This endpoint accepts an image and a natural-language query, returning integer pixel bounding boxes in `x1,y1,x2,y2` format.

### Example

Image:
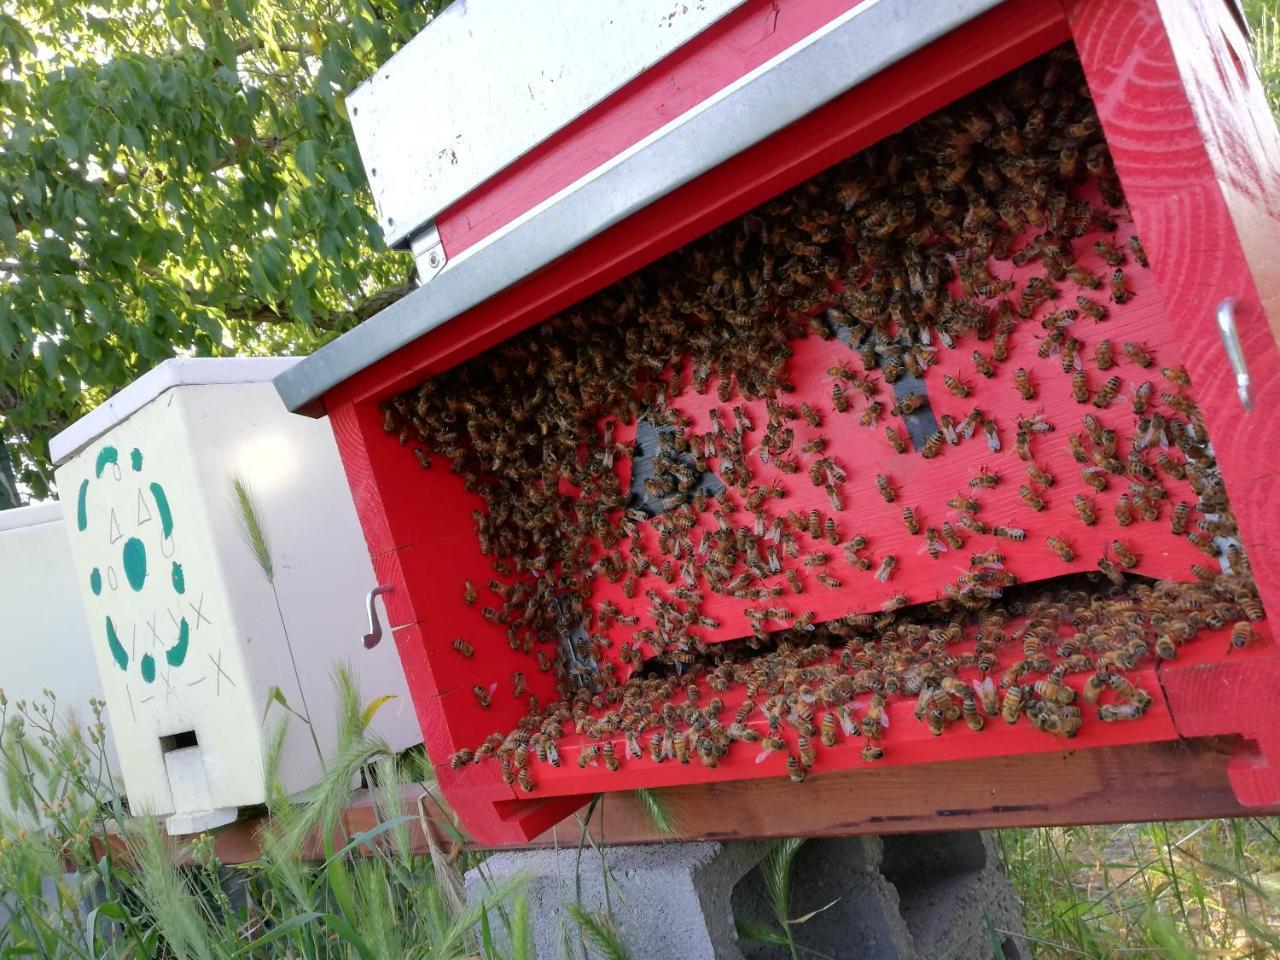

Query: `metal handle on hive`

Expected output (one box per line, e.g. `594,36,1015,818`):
363,584,394,649
1215,298,1253,411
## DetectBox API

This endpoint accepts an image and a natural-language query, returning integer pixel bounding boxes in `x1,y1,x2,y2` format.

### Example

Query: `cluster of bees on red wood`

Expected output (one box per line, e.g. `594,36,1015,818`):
381,47,1266,791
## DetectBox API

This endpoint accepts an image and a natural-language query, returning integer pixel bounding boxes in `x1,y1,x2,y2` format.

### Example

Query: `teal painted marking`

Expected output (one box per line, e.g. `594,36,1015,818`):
122,537,147,591
76,479,89,531
149,482,173,538
140,654,156,683
94,446,118,479
105,617,127,670
130,448,143,471
171,561,185,594
166,618,189,667
90,567,102,595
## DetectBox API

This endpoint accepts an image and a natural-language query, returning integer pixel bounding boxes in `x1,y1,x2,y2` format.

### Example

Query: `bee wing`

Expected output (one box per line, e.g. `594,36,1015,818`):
880,711,891,729
836,706,859,736
546,743,560,765
487,682,498,695
755,743,775,764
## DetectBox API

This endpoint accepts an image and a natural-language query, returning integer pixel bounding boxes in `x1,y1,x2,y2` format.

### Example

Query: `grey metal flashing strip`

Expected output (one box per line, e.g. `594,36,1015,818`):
275,0,1004,414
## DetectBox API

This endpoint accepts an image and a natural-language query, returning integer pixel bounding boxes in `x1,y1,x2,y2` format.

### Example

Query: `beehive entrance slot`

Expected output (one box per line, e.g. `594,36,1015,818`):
160,730,198,753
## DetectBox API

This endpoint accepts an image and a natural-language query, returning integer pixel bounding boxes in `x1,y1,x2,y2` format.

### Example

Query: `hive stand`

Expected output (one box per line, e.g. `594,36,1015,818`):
465,831,1024,960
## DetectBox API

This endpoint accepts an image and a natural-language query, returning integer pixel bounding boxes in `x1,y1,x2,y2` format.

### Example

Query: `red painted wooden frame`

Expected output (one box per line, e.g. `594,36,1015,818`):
324,0,1280,844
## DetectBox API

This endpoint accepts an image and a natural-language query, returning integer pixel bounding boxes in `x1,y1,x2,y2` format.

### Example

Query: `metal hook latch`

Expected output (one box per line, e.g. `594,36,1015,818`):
363,584,394,649
1215,298,1253,411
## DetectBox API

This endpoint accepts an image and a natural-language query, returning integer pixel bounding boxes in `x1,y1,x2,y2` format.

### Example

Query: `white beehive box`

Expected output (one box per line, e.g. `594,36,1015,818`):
50,358,418,834
0,502,120,806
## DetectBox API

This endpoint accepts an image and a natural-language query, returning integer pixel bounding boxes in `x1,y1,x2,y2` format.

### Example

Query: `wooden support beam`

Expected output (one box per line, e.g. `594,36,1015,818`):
202,736,1280,864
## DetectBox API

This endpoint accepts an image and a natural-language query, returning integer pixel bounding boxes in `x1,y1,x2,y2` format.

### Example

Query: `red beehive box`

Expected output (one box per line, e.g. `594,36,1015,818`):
276,0,1280,845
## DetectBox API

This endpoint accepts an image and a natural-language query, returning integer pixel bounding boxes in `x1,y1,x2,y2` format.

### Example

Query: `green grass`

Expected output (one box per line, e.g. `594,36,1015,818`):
0,678,527,959
998,820,1280,958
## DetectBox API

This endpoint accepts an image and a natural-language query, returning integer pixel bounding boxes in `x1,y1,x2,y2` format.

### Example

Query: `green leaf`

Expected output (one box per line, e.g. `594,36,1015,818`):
295,139,318,183
359,693,398,729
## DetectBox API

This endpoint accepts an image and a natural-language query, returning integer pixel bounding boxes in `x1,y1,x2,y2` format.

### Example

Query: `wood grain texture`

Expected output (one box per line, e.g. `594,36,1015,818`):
198,737,1280,861
1070,0,1280,623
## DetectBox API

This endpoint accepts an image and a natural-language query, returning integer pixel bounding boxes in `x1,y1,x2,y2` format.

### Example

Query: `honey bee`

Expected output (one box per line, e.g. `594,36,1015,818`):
1228,619,1259,650
1001,685,1027,724
801,402,822,427
473,684,492,708
817,572,843,589
452,637,475,657
993,526,1026,541
941,523,965,549
885,426,908,454
1092,375,1121,408
923,527,947,559
875,474,896,503
1097,556,1126,586
983,420,1001,453
1071,494,1096,526
450,748,474,769
1114,493,1134,527
1090,342,1114,373
902,507,921,535
1094,239,1126,267
787,753,807,782
1066,368,1087,404
1129,235,1148,267
1122,341,1153,367
919,432,944,459
1097,703,1143,722
1111,540,1139,569
892,394,926,417
1018,484,1046,512
1103,266,1132,305
832,383,848,413
1081,467,1108,492
463,579,477,605
875,555,897,583
1046,535,1075,563
603,741,620,772
821,711,839,747
861,743,884,763
969,467,999,489
859,401,884,427
823,516,839,545
974,677,999,715
972,350,996,378
1027,464,1054,488
1076,296,1107,322
1131,380,1152,415
1012,367,1035,400
960,407,984,440
785,568,804,594
942,374,971,398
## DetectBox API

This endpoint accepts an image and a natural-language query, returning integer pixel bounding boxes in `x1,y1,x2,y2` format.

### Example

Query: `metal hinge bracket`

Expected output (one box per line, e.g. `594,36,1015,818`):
409,221,447,284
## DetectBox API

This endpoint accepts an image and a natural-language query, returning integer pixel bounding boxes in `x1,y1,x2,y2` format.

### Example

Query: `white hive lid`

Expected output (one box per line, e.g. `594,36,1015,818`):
50,357,300,466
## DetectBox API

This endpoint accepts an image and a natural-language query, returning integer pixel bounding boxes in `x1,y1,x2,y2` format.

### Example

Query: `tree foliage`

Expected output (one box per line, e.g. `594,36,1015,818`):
1,0,446,497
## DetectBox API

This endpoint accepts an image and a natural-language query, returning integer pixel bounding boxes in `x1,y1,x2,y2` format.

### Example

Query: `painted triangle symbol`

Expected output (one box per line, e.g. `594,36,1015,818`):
137,488,152,525
108,509,122,545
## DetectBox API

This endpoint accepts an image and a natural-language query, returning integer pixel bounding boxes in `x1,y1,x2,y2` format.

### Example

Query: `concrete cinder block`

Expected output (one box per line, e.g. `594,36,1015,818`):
880,831,1025,960
733,836,916,960
464,830,1025,960
465,841,770,960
